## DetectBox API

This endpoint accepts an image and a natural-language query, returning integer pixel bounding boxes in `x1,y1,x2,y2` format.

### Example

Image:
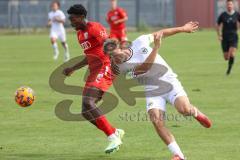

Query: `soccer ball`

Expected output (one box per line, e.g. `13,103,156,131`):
15,86,35,107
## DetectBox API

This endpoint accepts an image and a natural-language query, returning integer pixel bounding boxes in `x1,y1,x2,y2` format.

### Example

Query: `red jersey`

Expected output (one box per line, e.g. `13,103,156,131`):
107,7,127,30
77,22,114,91
77,22,109,75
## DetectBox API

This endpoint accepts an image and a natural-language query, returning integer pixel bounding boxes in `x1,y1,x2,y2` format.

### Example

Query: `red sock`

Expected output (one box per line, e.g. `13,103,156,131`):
95,116,116,136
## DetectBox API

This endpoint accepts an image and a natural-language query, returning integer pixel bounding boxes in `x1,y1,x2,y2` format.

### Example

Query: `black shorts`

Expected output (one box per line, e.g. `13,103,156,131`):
221,34,238,53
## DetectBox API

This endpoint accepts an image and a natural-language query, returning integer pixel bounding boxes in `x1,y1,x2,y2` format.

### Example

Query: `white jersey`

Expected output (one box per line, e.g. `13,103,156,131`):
48,10,66,32
118,34,177,81
118,34,187,112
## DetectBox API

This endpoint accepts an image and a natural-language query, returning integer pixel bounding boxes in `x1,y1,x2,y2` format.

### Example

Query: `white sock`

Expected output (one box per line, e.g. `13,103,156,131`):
63,43,70,61
193,107,198,117
52,43,59,59
115,129,119,135
107,133,118,141
168,141,185,159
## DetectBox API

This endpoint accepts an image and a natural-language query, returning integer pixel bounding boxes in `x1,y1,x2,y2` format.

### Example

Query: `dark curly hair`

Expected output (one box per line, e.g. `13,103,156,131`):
67,4,87,17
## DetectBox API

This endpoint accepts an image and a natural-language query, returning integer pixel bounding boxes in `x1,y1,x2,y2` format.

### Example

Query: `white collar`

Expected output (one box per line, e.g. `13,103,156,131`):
227,10,235,15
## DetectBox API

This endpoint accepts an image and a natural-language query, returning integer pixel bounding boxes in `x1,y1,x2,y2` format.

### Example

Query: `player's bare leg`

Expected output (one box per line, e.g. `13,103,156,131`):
51,38,59,60
61,42,70,62
82,87,124,154
148,109,185,160
224,52,230,61
226,47,236,75
174,96,212,128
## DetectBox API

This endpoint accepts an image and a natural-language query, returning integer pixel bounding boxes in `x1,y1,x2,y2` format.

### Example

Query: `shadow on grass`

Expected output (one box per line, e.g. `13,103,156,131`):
3,153,168,160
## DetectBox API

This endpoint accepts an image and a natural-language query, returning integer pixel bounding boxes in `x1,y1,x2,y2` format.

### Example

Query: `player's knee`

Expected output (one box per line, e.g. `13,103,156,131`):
224,53,229,60
51,38,56,44
229,52,236,58
82,97,95,112
224,56,227,60
81,98,95,120
149,112,165,128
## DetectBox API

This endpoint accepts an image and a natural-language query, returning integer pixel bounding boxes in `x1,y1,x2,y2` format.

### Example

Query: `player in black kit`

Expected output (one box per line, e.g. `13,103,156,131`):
216,0,240,75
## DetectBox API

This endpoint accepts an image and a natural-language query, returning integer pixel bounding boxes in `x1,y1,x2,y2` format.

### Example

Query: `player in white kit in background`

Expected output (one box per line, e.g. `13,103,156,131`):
104,22,212,160
48,1,70,62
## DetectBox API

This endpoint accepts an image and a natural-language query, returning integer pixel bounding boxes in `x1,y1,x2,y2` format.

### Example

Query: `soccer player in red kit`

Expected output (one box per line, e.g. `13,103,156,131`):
106,0,128,42
63,4,124,154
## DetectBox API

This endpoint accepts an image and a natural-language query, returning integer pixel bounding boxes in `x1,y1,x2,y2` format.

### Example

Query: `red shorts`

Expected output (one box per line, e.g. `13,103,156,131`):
84,65,114,92
110,29,127,42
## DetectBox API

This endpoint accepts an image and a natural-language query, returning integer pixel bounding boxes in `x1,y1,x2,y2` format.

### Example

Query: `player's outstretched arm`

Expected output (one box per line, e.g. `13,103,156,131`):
47,20,52,27
154,21,199,38
63,57,88,76
133,32,162,76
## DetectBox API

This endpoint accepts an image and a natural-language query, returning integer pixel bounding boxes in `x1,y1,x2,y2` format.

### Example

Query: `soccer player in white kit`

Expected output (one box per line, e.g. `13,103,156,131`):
104,22,212,160
48,1,70,62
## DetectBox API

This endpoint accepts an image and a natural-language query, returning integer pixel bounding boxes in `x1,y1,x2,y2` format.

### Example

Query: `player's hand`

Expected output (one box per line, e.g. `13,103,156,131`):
53,16,63,22
113,20,120,25
47,21,52,27
53,16,59,22
182,21,199,33
63,67,74,76
153,32,163,49
218,35,223,41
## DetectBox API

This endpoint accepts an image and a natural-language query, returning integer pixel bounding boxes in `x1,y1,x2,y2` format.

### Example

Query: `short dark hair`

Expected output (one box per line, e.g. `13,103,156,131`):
103,39,118,54
52,0,60,7
226,0,233,3
67,4,87,17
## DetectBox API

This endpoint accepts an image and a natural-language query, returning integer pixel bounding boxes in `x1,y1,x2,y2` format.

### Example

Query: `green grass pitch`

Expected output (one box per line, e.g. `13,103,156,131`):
0,30,240,160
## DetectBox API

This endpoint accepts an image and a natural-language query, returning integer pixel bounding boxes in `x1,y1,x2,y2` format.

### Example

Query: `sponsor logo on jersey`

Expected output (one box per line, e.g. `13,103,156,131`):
96,73,104,83
147,102,153,107
80,41,91,50
84,32,88,39
141,47,148,54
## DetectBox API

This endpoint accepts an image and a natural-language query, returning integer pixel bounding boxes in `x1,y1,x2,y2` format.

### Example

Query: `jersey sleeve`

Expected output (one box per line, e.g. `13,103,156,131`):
238,12,240,22
48,12,51,20
135,34,154,46
90,23,109,43
119,8,127,18
217,13,223,25
131,34,153,52
59,11,66,21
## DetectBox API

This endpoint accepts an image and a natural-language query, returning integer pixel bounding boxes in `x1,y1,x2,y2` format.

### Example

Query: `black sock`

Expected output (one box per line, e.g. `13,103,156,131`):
229,57,235,65
227,57,235,75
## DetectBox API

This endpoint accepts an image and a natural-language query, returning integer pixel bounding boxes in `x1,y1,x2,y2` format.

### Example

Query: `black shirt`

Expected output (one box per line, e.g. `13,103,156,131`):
217,11,240,36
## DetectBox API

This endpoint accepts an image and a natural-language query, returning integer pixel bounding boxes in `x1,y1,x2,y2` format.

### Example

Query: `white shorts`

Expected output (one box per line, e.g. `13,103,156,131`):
145,77,187,112
50,29,66,42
